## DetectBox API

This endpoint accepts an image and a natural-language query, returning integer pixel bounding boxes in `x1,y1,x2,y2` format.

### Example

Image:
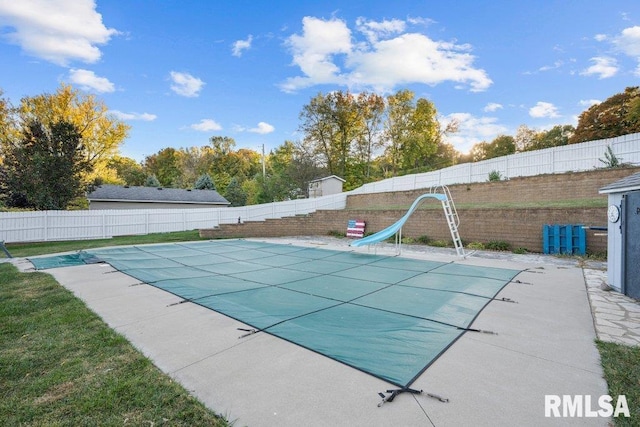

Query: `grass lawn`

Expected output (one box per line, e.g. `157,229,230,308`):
1,230,208,258
596,341,640,425
0,262,228,426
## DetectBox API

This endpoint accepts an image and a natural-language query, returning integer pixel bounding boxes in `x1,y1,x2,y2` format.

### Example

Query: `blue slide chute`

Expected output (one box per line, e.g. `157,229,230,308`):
350,193,447,248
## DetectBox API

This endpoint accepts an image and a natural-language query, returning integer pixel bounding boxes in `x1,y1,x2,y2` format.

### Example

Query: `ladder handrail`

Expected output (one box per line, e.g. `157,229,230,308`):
431,185,466,258
430,185,460,228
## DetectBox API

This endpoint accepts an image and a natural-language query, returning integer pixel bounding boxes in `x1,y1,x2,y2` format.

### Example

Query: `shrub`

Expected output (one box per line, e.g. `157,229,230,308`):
429,240,450,248
467,242,485,250
327,230,345,238
512,247,529,254
485,240,511,251
488,170,502,182
416,235,431,244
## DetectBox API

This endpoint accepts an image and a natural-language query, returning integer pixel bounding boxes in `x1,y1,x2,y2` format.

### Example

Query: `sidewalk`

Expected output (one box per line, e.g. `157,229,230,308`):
583,268,640,347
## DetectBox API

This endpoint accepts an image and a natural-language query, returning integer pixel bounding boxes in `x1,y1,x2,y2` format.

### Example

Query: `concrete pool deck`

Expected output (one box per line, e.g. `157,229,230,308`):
12,237,631,426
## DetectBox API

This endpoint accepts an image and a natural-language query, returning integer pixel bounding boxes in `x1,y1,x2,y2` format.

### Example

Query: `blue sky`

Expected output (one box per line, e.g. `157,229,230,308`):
1,1,639,162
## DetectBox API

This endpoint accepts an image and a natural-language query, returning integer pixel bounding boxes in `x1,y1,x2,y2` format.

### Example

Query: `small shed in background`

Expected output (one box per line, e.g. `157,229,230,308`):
308,175,345,198
599,172,640,299
87,185,230,210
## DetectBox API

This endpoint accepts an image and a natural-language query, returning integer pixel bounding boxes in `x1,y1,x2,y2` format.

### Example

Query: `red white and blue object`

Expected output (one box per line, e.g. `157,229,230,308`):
347,219,366,238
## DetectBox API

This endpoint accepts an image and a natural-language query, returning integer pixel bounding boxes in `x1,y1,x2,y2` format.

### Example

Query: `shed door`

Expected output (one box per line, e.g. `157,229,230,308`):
622,191,640,299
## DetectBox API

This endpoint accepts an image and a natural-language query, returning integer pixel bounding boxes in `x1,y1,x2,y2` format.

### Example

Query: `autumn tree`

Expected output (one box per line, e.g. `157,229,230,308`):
299,91,364,180
144,147,182,187
354,92,385,179
570,86,640,143
530,125,574,151
2,120,91,209
15,84,130,182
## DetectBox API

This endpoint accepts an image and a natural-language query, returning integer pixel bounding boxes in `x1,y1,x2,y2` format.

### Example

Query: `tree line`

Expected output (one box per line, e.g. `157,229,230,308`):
1,84,639,210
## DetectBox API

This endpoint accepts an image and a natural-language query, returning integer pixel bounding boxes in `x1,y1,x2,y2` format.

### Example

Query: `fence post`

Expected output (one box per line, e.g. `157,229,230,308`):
44,211,49,242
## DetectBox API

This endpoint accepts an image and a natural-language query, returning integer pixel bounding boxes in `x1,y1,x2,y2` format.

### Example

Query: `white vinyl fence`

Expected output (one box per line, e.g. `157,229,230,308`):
1,133,639,243
349,132,640,194
0,193,347,243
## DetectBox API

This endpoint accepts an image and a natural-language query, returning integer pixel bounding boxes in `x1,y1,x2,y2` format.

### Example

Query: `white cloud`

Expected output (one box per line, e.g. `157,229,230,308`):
190,119,222,132
248,122,275,134
529,101,560,118
579,99,600,107
68,68,114,93
442,112,508,154
483,102,503,112
169,71,205,97
580,56,618,79
281,16,491,93
110,110,157,121
0,0,118,66
232,35,253,57
594,34,608,42
614,25,640,76
355,17,405,43
281,17,353,91
614,26,640,57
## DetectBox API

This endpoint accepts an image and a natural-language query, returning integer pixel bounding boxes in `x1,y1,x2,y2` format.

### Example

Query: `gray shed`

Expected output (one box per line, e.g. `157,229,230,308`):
308,175,345,198
599,172,640,298
87,185,230,210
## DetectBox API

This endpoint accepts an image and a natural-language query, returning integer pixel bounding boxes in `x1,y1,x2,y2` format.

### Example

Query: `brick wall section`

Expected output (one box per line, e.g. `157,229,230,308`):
200,206,607,253
201,167,636,254
346,166,640,209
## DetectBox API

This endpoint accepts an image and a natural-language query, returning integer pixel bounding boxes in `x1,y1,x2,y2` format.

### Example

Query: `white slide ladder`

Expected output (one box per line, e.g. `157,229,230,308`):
431,185,466,258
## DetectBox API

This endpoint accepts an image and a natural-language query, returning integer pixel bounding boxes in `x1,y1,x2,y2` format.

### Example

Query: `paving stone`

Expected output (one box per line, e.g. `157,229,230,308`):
595,319,618,328
597,325,626,337
614,336,640,346
619,303,640,313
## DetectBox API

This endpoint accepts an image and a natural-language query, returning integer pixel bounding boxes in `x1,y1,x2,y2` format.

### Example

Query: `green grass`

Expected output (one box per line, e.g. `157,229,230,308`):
0,262,228,426
596,341,640,425
1,230,208,258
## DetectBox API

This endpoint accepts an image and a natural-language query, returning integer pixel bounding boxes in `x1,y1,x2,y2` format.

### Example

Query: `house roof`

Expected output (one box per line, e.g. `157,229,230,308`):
308,175,346,183
87,185,230,205
599,172,640,194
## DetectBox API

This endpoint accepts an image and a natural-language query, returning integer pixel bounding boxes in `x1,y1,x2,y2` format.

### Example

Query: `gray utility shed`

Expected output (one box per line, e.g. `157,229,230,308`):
599,172,640,299
87,185,230,210
308,175,345,198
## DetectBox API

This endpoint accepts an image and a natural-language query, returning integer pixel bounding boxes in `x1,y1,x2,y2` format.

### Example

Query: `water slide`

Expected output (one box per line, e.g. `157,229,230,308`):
350,193,447,248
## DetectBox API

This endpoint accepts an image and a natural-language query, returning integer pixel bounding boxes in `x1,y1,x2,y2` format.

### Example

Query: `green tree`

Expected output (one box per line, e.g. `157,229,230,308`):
2,120,91,209
144,147,182,187
383,89,414,176
485,135,516,159
570,86,640,143
224,177,247,207
108,155,146,186
530,125,574,151
194,173,216,190
144,174,161,187
380,90,445,176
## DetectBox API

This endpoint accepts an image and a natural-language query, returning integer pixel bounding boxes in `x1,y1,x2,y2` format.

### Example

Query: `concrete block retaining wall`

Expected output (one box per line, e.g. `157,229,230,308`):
201,168,637,254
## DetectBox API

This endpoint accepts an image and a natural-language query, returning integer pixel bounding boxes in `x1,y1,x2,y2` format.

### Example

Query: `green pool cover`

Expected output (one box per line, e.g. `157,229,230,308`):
31,240,521,388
